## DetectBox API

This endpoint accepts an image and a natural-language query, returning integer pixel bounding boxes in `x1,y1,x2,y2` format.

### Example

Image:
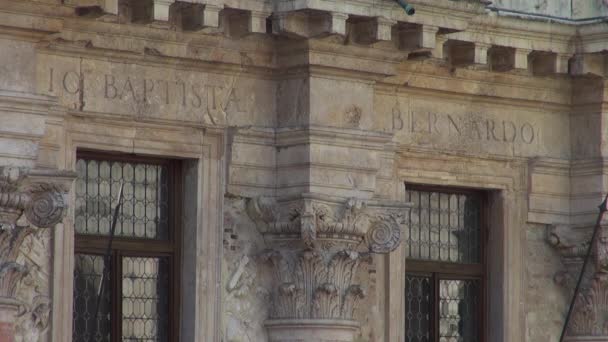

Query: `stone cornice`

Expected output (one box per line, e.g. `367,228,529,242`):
0,90,60,115
2,0,605,80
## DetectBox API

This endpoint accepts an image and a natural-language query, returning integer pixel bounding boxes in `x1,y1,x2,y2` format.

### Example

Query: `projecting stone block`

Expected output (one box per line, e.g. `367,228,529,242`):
515,48,531,70
153,0,173,21
249,11,270,34
202,4,221,28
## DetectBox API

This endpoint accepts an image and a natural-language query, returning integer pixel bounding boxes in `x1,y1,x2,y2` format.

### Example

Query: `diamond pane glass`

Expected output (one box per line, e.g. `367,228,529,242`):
75,158,170,239
122,257,170,342
405,189,481,263
438,279,480,342
405,274,432,342
73,254,111,342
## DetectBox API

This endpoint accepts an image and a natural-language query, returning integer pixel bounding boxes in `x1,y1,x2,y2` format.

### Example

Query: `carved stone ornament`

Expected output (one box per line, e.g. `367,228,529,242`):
548,221,608,339
0,167,73,300
247,193,407,253
260,248,370,320
247,193,410,341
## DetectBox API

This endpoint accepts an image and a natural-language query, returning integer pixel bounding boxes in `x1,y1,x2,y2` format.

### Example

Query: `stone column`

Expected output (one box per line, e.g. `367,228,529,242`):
247,194,409,342
0,167,72,342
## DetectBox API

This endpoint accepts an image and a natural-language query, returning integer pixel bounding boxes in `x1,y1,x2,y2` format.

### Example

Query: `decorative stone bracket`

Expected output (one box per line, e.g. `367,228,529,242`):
548,222,608,338
247,193,410,341
0,166,73,340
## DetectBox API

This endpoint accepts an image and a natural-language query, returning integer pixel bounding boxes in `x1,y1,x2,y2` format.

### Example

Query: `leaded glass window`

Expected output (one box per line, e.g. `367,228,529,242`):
404,186,485,342
73,152,180,342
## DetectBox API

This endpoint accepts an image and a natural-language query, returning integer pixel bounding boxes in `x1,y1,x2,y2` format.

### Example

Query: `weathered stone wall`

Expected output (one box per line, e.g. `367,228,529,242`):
222,197,270,342
525,223,569,342
491,0,608,19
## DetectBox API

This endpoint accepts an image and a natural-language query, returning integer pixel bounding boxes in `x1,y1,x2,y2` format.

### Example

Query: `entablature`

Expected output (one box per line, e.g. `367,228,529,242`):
1,0,607,79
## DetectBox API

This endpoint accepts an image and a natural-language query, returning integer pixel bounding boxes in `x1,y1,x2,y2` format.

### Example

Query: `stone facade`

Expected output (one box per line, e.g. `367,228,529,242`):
0,0,608,341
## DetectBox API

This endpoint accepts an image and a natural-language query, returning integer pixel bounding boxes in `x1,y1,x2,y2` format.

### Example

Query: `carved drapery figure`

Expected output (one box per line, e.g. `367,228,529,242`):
248,193,409,341
0,167,72,342
548,221,608,339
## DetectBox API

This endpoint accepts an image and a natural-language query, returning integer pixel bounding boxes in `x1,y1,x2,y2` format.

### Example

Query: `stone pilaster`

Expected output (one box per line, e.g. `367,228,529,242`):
248,193,409,342
0,167,72,342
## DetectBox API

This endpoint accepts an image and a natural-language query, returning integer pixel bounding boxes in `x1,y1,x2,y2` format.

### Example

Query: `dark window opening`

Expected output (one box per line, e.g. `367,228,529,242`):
404,185,486,342
72,152,181,342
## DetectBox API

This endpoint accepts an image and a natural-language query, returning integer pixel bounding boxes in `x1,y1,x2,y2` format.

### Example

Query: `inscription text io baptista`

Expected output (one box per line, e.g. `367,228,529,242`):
48,68,246,122
392,107,537,144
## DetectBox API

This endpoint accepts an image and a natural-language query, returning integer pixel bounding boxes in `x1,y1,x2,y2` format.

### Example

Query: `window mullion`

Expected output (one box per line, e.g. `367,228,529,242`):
433,273,439,342
112,249,122,342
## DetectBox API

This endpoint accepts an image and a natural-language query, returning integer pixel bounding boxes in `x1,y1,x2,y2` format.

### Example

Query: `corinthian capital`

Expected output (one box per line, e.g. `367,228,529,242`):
0,167,74,299
247,193,410,340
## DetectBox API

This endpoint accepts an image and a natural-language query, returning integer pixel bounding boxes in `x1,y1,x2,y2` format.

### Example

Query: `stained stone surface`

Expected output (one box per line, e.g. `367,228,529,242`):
525,224,568,342
222,197,270,342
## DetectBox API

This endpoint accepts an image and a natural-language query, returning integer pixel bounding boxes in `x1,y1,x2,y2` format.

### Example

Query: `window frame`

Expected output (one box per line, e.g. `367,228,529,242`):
404,183,488,342
73,150,182,342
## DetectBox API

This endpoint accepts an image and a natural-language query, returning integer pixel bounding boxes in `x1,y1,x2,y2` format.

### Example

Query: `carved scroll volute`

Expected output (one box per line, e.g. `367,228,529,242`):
366,213,402,254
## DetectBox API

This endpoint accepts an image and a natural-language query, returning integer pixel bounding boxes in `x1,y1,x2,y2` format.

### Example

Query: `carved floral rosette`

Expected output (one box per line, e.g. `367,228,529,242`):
0,166,73,311
248,193,410,339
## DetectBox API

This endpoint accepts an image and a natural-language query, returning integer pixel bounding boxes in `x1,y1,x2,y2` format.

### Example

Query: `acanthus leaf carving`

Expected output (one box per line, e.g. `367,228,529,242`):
568,275,608,336
260,247,370,321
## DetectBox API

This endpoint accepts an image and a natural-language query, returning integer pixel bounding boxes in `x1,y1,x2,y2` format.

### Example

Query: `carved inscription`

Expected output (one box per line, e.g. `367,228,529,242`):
48,68,246,124
392,105,537,145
